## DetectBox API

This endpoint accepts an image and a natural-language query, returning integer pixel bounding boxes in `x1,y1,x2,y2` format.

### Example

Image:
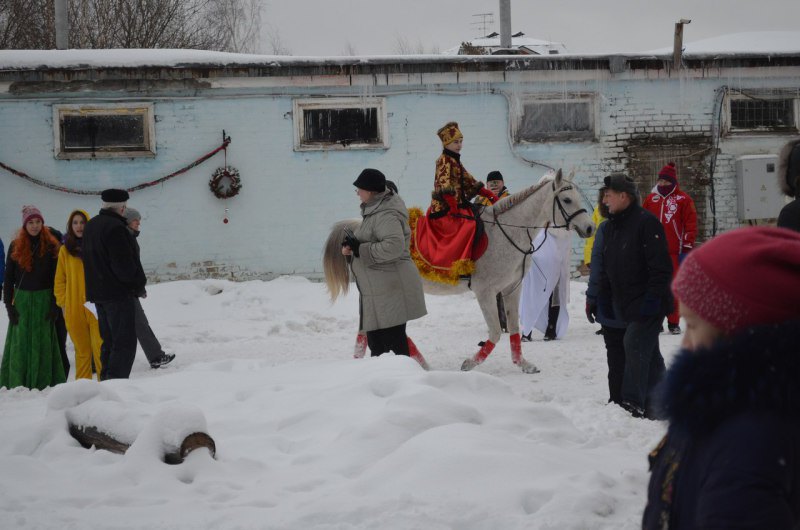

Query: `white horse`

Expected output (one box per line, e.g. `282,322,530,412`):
323,169,594,373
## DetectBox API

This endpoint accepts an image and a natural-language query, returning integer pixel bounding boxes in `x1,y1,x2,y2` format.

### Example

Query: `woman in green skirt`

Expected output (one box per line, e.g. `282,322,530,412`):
1,205,66,390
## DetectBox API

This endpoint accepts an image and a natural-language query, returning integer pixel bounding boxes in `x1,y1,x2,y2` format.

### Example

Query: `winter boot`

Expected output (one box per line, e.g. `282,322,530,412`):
510,333,540,374
543,305,559,341
520,331,533,343
407,337,429,371
354,333,368,359
668,323,682,335
461,340,495,371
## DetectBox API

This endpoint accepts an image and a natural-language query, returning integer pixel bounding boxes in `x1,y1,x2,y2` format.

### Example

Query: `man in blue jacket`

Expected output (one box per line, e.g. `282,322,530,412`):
596,174,673,418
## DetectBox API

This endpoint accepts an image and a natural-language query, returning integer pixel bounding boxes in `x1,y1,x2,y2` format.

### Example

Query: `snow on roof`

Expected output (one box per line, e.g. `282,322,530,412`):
644,31,800,56
0,31,797,71
0,48,286,69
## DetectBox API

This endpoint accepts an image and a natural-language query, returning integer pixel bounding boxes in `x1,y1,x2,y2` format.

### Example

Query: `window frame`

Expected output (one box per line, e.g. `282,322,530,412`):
513,94,597,144
292,97,389,151
725,94,800,135
53,103,156,160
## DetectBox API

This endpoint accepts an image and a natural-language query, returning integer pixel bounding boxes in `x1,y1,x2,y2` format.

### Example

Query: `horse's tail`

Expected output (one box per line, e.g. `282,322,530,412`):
322,219,362,302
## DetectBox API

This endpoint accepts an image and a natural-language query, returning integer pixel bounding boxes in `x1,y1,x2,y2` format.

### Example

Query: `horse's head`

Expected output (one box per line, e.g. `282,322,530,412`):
550,169,594,238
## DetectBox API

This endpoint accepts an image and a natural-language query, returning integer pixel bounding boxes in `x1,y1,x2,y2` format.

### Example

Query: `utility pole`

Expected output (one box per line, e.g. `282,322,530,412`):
55,0,69,49
673,18,691,69
499,0,511,48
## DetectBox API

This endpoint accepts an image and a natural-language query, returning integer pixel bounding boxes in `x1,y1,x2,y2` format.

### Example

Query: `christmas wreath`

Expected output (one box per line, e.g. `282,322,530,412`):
209,166,242,199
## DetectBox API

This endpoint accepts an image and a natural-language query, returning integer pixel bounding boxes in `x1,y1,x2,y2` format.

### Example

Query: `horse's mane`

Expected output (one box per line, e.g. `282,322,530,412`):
492,177,552,215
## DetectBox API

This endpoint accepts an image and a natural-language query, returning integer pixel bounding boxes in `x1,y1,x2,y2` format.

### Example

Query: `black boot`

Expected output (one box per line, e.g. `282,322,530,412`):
543,305,559,341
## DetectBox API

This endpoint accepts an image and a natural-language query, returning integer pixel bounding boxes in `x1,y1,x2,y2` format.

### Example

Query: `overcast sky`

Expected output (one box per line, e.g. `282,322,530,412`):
260,0,800,56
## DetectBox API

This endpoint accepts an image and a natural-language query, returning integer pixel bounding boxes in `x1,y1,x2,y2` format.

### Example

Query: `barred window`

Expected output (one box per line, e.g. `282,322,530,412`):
729,98,798,132
516,98,595,142
54,104,155,159
293,98,388,150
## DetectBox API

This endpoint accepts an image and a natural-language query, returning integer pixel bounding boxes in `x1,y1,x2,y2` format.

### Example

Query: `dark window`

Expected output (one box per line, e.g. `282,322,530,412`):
302,107,380,146
61,114,147,152
730,99,795,131
518,100,593,142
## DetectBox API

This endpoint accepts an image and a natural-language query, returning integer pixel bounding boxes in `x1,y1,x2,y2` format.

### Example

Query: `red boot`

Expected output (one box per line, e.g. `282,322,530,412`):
510,333,540,374
461,340,495,371
354,333,368,359
407,337,429,370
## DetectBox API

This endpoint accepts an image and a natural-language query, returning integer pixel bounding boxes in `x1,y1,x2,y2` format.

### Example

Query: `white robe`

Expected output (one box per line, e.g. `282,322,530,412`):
519,228,571,338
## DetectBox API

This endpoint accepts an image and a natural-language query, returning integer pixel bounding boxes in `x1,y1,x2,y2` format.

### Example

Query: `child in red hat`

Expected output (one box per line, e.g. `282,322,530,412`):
643,226,800,529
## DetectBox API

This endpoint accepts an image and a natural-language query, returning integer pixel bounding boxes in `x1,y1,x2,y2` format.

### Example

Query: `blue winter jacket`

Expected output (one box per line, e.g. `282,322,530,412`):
585,222,625,328
643,320,800,529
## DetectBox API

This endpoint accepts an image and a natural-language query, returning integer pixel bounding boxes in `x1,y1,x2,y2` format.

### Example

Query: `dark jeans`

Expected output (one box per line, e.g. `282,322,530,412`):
621,315,666,412
97,296,137,380
134,298,164,363
367,324,409,357
602,326,626,405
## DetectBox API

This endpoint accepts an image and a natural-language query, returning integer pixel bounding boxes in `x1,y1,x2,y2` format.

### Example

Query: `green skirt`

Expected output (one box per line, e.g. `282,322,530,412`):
1,289,66,390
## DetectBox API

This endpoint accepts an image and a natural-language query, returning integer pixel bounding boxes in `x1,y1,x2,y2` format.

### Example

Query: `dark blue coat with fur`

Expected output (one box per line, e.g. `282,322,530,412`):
643,320,800,529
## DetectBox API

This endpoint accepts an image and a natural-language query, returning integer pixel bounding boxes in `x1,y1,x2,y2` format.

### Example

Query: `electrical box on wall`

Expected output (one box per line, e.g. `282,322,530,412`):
736,155,784,220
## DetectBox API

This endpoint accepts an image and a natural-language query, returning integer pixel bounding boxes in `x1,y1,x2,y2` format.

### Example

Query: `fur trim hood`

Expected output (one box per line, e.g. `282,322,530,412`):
777,138,800,197
656,320,800,436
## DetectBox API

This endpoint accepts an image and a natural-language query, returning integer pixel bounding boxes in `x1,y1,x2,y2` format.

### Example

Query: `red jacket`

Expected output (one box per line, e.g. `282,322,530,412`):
643,187,697,255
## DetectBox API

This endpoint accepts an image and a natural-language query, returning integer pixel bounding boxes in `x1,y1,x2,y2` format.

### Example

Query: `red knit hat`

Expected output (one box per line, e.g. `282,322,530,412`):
672,227,800,334
21,204,43,226
658,162,678,185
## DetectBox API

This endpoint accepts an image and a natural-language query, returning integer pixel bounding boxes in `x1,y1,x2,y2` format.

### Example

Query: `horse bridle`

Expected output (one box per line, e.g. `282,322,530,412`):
488,179,587,292
551,180,588,230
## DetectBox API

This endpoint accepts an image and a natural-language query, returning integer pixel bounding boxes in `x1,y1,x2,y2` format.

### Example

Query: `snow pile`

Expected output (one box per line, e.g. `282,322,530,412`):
0,276,680,529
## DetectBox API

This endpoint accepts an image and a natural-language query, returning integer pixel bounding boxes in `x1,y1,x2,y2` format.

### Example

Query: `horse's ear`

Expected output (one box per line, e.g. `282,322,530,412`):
567,170,575,181
555,169,563,186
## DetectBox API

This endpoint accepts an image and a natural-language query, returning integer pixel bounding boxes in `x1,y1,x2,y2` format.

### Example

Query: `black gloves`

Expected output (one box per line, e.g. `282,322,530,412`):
585,300,597,324
342,228,361,258
6,305,19,326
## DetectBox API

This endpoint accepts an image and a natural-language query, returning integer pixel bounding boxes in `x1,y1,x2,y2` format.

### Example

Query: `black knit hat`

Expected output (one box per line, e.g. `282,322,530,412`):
603,173,637,197
486,171,504,182
353,168,386,192
101,188,129,202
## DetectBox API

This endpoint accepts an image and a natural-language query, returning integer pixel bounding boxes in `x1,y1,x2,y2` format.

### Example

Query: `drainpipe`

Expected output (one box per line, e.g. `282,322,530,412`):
499,0,511,48
672,18,691,69
55,0,68,49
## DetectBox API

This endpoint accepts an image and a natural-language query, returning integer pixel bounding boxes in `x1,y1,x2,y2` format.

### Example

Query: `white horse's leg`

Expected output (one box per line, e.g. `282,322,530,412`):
461,289,504,371
504,289,540,374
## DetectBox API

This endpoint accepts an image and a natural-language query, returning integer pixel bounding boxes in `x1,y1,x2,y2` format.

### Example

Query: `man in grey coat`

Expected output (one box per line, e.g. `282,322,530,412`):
342,168,429,369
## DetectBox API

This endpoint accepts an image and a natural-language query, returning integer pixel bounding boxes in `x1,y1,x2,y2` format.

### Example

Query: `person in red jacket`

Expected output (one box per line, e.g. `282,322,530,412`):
643,162,697,334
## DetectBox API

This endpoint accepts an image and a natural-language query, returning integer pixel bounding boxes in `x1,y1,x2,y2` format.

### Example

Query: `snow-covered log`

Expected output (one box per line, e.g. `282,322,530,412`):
67,424,216,465
48,380,216,464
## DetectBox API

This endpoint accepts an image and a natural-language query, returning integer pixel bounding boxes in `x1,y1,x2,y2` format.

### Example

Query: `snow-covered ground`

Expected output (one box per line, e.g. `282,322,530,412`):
0,276,682,529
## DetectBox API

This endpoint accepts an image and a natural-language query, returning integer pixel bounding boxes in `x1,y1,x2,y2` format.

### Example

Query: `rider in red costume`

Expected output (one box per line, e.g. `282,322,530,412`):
411,122,498,283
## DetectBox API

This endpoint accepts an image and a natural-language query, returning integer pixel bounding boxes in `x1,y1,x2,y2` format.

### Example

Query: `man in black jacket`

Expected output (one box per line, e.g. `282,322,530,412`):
597,173,673,418
83,189,146,379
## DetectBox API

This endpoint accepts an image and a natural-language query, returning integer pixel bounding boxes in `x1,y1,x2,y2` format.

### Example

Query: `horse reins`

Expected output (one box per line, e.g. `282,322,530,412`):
486,179,587,291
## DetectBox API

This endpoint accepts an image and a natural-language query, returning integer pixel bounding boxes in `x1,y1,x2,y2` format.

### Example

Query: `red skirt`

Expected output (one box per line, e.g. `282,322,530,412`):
410,207,487,285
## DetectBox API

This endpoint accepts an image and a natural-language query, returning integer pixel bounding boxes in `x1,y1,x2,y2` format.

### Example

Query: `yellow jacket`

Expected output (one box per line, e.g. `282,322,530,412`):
55,242,92,322
582,205,607,265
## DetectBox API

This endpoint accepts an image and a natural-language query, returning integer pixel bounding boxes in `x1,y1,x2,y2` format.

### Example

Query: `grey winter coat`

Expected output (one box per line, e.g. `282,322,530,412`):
350,190,427,332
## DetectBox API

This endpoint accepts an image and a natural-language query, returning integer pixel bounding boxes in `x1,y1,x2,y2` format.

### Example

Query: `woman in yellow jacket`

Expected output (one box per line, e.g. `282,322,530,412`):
54,210,102,380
